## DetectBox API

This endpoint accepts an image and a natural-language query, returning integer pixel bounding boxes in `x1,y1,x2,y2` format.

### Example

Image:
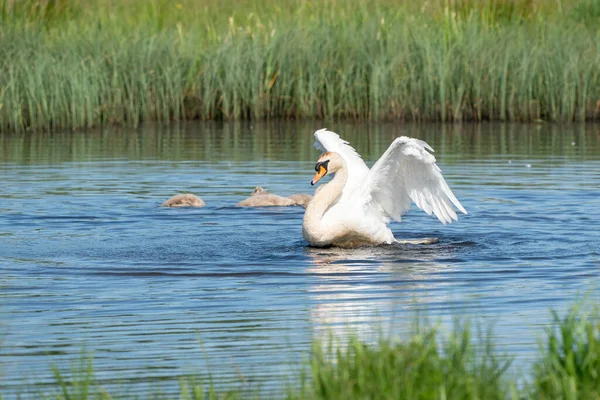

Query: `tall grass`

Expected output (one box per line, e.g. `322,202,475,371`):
0,0,599,132
532,306,600,399
6,304,599,399
291,324,511,400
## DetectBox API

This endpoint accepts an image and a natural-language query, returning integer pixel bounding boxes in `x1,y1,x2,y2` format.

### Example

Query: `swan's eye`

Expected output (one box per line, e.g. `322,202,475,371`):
314,160,330,172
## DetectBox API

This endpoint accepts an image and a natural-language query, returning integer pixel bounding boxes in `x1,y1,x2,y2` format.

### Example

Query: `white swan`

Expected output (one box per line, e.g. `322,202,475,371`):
302,129,467,247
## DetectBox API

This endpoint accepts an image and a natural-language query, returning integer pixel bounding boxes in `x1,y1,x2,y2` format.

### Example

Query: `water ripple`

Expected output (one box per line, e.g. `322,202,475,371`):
1,123,599,398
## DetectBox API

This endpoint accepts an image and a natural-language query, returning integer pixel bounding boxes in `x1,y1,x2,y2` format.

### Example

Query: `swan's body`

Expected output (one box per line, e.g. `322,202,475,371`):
288,194,313,208
236,186,296,207
302,129,467,248
162,193,205,207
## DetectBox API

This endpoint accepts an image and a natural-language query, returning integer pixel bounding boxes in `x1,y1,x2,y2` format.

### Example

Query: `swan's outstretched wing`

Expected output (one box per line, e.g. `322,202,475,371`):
362,137,467,224
313,129,369,200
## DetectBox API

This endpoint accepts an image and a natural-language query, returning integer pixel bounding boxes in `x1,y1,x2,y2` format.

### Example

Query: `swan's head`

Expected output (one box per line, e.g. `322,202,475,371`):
252,186,265,196
311,152,342,186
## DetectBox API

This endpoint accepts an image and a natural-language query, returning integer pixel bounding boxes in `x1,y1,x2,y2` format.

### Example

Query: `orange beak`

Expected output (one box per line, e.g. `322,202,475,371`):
311,165,327,185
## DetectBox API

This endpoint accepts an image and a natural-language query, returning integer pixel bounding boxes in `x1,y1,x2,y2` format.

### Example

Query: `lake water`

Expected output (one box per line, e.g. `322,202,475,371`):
1,122,599,397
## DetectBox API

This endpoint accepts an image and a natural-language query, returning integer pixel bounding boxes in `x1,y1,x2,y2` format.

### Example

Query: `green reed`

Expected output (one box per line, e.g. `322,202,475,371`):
532,305,600,399
0,0,599,132
9,304,599,399
291,325,512,400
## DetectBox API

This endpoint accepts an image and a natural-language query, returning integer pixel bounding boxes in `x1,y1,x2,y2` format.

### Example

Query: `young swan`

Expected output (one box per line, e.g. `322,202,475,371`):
161,193,205,207
236,186,296,207
287,194,313,208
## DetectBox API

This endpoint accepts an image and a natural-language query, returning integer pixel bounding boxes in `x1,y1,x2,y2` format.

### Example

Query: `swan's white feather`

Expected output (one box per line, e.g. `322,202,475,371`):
361,136,467,225
313,129,369,201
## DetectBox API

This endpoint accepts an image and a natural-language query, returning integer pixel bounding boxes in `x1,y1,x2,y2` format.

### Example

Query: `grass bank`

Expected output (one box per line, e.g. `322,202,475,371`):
3,305,599,399
1,0,599,132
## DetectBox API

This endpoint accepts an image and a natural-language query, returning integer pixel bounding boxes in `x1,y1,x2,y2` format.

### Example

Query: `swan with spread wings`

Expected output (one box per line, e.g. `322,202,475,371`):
302,129,467,247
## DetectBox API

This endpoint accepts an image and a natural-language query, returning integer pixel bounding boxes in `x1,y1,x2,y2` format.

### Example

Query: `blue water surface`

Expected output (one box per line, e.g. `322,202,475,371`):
1,122,599,397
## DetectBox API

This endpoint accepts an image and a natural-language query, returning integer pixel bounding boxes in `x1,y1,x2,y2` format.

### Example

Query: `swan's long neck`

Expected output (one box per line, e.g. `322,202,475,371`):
303,165,348,244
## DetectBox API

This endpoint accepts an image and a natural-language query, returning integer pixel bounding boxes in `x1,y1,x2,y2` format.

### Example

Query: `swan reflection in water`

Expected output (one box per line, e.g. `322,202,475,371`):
304,242,462,342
